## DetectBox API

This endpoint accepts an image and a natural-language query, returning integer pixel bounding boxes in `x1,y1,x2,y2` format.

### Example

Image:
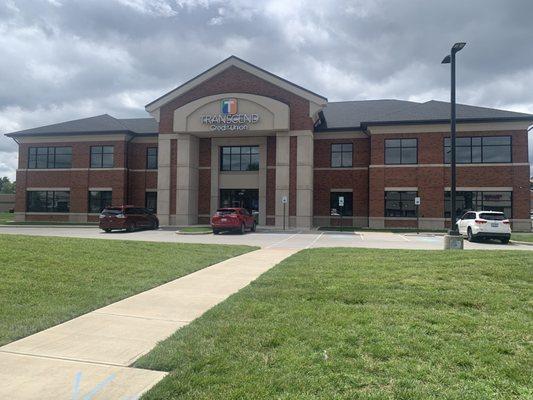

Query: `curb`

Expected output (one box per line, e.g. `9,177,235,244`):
175,230,213,235
510,240,533,246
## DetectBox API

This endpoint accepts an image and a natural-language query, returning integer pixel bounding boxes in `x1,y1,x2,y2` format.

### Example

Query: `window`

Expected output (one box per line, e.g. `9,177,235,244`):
88,191,112,213
146,148,158,169
28,147,72,169
90,146,114,168
444,136,511,163
385,139,417,164
331,143,353,167
27,191,70,212
220,146,259,171
445,191,512,219
145,191,157,212
330,192,353,216
384,191,417,217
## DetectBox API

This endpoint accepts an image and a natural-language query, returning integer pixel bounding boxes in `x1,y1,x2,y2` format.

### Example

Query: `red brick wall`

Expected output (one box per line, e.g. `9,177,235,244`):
289,136,297,216
313,138,370,218
369,129,530,220
198,138,212,215
158,66,314,135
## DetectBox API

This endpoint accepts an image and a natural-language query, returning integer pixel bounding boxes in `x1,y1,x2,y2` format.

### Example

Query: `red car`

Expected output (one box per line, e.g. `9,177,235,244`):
99,206,159,232
211,208,256,234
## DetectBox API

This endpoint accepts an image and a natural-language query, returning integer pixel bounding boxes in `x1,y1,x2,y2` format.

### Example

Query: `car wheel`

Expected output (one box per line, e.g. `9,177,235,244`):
251,222,256,232
152,221,159,230
240,223,245,234
500,238,510,244
104,229,111,233
213,229,219,235
126,222,135,232
467,227,475,242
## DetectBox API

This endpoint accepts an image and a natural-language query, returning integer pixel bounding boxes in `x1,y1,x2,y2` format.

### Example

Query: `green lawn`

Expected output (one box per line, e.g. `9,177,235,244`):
511,233,533,243
0,212,14,224
178,226,213,234
136,248,533,400
0,234,254,346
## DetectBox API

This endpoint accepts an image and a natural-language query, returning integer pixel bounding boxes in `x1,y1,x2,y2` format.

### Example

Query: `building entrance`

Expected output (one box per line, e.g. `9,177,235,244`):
219,189,259,217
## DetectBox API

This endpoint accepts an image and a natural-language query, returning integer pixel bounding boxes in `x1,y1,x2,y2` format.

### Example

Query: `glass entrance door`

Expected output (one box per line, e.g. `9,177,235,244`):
220,189,259,218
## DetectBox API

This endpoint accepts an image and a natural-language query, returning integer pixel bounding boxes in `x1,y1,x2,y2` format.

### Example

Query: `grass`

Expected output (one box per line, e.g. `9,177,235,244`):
0,212,14,224
511,233,533,243
178,226,213,234
0,234,255,346
136,248,533,400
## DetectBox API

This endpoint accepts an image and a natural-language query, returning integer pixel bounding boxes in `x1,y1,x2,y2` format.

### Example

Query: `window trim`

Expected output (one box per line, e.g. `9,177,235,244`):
329,191,354,216
28,146,72,169
384,138,418,165
384,190,418,218
146,147,158,170
220,146,260,172
443,135,512,164
444,190,513,219
90,145,115,168
88,190,112,214
330,143,353,168
26,190,71,213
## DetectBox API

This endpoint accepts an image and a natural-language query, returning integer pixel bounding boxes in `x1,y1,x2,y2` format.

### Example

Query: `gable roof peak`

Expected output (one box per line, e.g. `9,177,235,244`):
145,56,327,115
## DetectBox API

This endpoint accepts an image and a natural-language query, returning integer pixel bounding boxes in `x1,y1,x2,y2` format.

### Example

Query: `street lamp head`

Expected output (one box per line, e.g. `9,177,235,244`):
441,55,451,64
452,42,466,53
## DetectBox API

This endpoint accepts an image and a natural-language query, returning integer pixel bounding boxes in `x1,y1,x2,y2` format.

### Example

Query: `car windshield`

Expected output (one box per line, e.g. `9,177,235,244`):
479,213,506,221
101,208,123,216
216,209,238,215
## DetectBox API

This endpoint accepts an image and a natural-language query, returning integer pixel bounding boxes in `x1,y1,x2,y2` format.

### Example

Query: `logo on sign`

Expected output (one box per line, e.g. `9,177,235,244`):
221,98,237,115
201,98,260,132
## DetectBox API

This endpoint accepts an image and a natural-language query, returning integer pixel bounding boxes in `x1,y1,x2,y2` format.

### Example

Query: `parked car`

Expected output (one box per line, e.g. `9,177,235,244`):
99,206,159,232
211,208,256,234
456,210,511,243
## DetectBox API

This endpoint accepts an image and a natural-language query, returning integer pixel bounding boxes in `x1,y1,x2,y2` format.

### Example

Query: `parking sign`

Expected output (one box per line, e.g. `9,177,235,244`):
414,197,421,205
338,196,344,207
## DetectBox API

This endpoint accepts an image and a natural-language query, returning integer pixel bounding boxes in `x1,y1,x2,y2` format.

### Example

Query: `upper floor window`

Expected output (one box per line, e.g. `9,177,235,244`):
146,147,158,169
220,146,259,171
28,147,72,169
90,146,114,168
444,136,511,164
27,190,70,212
331,143,353,167
385,139,417,164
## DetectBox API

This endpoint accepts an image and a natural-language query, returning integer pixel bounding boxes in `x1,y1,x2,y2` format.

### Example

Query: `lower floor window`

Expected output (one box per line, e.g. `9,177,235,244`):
88,191,112,213
145,191,157,212
445,191,512,219
330,192,353,216
27,191,70,212
385,191,417,217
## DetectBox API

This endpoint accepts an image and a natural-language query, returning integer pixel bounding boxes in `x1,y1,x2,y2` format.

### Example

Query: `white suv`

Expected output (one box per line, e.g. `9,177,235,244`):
456,211,511,244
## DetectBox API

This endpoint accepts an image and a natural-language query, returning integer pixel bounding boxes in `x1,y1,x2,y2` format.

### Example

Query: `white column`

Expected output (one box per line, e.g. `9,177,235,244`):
296,131,314,229
156,137,171,226
275,133,290,228
176,134,199,225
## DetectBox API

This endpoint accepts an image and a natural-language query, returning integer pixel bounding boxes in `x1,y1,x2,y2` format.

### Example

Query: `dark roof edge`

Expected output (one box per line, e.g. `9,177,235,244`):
145,55,327,109
314,126,364,132
5,129,137,138
361,116,533,128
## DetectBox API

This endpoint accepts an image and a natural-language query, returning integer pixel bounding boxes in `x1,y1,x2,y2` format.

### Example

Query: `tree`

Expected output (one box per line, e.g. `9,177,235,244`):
0,177,16,194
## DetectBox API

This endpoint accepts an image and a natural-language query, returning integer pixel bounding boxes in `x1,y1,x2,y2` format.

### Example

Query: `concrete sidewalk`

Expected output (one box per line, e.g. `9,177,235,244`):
0,248,296,399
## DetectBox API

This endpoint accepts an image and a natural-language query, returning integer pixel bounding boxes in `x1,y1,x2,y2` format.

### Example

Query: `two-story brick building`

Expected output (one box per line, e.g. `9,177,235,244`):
6,56,533,230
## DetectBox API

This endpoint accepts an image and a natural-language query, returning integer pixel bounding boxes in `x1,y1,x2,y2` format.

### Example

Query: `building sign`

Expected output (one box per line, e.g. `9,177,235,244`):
201,98,260,131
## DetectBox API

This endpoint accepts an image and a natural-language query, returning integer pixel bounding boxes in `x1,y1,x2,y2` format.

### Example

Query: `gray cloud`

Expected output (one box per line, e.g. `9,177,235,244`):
0,0,532,180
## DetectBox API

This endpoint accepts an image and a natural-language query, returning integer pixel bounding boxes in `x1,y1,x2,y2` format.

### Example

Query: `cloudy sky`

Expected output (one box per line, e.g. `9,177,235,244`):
1,0,532,179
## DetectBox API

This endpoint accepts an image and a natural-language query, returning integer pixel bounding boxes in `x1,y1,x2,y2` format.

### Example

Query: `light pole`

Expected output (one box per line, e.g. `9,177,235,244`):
442,42,466,235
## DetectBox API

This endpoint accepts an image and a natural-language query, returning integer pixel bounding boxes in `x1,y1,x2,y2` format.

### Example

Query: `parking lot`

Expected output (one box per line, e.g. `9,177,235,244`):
0,226,531,251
